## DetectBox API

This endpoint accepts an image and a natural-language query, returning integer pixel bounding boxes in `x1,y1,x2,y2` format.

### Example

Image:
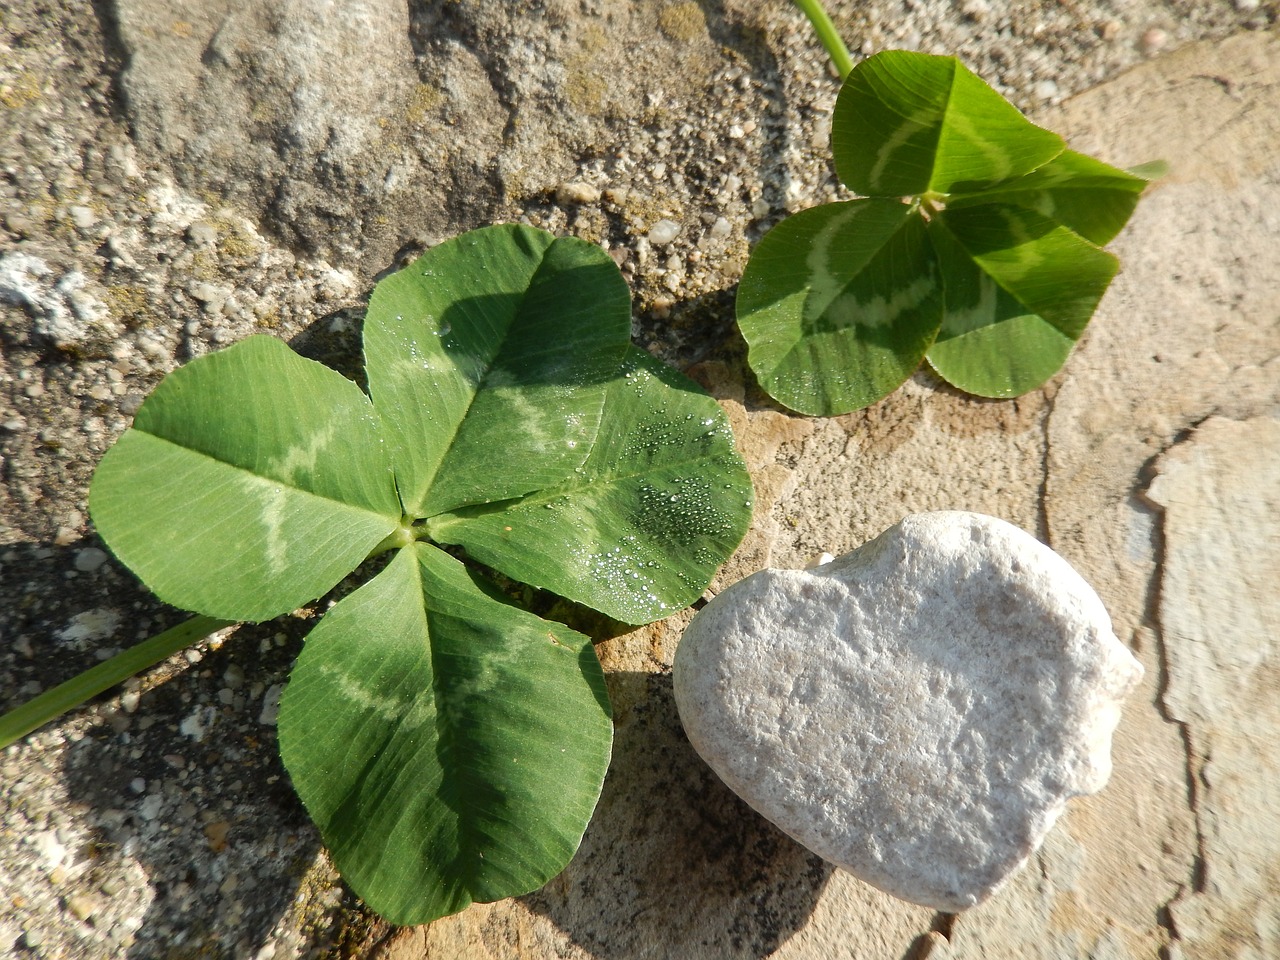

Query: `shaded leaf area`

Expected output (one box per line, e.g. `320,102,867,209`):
738,48,1158,414
429,348,755,624
925,208,1118,397
88,335,401,622
277,544,612,926
364,225,632,517
944,149,1153,245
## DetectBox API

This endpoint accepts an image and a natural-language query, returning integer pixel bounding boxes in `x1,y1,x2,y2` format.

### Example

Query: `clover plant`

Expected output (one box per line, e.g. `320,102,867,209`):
740,8,1164,415
0,224,753,925
0,2,1164,928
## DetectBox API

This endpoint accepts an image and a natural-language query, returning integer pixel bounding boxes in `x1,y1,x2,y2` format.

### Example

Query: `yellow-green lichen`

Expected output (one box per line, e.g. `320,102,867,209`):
189,249,219,282
249,99,277,124
211,217,260,260
658,2,708,43
288,852,350,952
566,61,608,117
565,24,611,117
0,68,42,109
103,284,154,328
567,207,610,246
405,83,443,126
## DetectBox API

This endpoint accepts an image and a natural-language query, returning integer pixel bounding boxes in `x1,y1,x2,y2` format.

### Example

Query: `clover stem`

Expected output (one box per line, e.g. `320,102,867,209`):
791,0,855,80
369,517,419,558
0,614,234,749
919,192,948,219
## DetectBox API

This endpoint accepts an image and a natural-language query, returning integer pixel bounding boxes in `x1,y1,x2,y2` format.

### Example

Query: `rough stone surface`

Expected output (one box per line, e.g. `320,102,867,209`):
673,512,1143,912
1147,417,1280,960
112,0,421,271
1,0,1277,954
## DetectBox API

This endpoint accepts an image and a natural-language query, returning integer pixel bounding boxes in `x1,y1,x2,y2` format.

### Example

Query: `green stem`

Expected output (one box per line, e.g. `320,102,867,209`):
791,0,855,80
369,516,418,558
0,614,234,749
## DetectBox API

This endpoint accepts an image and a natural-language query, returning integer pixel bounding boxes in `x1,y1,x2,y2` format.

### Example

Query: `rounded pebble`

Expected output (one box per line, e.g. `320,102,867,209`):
68,206,97,230
1141,27,1169,55
5,213,34,236
66,894,96,922
555,181,601,205
648,219,681,245
73,548,109,572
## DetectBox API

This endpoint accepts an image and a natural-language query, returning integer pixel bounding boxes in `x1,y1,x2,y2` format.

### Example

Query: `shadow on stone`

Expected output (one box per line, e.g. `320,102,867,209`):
1,307,378,953
899,912,955,960
522,671,833,959
0,522,348,958
54,597,333,959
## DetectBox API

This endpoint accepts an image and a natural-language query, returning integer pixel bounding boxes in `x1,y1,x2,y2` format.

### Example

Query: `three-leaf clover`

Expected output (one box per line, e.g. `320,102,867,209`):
737,50,1162,415
86,224,754,924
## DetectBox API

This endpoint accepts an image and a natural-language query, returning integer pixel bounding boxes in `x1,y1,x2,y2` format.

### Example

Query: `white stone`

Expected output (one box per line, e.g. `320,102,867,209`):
68,205,97,230
647,219,681,245
555,181,602,205
0,253,109,348
259,683,284,726
673,511,1143,912
55,608,122,645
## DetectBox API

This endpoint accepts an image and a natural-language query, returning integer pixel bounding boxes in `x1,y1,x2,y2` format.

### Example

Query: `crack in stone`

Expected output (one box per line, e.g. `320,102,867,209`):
1133,424,1216,949
1035,385,1057,547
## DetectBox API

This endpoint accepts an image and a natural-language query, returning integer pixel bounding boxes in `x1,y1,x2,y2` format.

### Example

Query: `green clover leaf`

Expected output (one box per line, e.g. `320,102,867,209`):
737,49,1161,415
85,224,753,924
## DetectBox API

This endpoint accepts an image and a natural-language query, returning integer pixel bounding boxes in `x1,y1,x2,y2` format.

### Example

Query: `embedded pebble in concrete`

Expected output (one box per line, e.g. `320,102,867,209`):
647,219,682,245
673,511,1143,912
73,547,109,572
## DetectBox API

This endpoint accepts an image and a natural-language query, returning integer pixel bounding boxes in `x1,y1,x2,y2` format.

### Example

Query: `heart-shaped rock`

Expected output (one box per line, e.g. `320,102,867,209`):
673,511,1143,911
